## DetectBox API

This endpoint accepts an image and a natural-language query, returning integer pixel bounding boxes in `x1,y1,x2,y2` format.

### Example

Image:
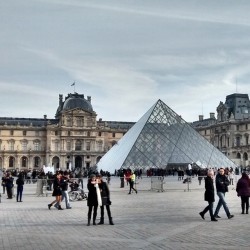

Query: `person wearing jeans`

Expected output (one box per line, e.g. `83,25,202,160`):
55,171,72,209
214,168,234,219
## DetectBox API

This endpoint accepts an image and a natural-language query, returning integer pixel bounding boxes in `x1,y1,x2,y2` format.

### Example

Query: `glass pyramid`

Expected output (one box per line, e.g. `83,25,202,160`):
97,99,236,173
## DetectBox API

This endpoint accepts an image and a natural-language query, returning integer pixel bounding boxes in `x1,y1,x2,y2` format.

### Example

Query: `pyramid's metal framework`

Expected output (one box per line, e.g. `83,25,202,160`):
97,99,236,173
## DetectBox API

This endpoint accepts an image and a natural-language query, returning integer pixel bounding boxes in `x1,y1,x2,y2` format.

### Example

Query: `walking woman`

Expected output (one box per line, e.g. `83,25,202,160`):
236,172,250,214
199,169,217,221
128,171,137,194
48,171,63,210
87,174,100,226
16,173,24,202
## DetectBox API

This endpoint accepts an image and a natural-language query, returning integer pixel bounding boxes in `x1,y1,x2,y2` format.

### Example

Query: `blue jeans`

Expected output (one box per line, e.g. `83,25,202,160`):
214,192,230,217
61,190,71,208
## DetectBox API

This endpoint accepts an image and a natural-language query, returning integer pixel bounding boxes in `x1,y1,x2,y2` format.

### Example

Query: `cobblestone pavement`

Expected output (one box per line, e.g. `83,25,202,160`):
0,176,249,250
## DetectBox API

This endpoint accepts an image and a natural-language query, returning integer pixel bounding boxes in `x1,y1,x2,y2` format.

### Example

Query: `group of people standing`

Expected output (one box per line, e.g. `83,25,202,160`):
199,167,250,221
87,174,114,226
2,171,25,202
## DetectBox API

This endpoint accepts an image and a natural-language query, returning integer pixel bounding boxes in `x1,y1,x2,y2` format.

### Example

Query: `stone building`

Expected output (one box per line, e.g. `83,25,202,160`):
1,91,248,173
192,93,250,167
0,93,134,172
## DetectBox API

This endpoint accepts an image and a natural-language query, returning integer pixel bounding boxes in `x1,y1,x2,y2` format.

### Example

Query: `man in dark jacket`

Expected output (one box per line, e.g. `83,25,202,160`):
214,168,234,219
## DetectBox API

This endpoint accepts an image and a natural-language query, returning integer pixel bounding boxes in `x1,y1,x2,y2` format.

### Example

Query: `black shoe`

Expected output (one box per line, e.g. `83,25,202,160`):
128,193,131,194
211,218,218,222
48,204,52,210
228,215,234,219
214,215,221,218
199,212,205,220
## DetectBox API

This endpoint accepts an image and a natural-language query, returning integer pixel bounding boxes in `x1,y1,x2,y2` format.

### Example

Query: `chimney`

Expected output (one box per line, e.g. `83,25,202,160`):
199,115,204,121
99,118,102,122
59,94,63,106
87,96,91,103
210,112,215,119
44,115,47,120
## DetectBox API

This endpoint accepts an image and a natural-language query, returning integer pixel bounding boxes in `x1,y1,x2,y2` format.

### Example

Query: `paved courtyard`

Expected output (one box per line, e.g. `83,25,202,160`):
0,176,249,250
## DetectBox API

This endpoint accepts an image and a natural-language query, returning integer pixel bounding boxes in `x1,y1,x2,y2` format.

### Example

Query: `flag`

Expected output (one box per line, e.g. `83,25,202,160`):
71,82,75,86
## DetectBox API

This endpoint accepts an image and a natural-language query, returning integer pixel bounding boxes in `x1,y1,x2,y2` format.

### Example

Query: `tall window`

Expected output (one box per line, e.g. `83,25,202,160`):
75,140,82,151
21,156,28,167
97,141,102,151
67,117,72,127
9,140,14,151
76,117,83,127
54,141,59,151
236,137,241,147
66,141,71,151
112,132,116,138
34,156,40,167
10,130,14,136
22,141,27,151
34,141,40,151
87,118,91,127
86,141,90,151
9,156,14,168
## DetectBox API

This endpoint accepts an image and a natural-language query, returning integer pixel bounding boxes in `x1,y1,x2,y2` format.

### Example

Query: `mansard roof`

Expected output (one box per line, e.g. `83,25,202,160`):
0,117,54,127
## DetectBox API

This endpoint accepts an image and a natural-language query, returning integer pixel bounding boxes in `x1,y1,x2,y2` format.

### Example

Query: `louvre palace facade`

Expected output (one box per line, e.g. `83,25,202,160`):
0,92,249,172
0,93,134,172
192,93,250,168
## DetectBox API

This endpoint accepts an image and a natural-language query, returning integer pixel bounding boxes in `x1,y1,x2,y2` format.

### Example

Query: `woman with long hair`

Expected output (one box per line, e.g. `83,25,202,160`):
87,174,101,226
48,171,63,210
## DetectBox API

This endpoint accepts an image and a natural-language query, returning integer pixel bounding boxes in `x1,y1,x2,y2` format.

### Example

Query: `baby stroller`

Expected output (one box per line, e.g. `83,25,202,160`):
68,180,87,201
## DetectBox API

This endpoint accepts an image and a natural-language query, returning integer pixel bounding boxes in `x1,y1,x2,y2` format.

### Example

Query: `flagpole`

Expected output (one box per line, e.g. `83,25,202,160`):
71,82,76,93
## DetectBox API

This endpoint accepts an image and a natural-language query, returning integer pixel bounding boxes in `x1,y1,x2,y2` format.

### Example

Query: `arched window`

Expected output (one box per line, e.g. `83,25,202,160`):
34,156,40,167
236,152,241,159
9,156,15,168
21,156,28,168
243,152,248,161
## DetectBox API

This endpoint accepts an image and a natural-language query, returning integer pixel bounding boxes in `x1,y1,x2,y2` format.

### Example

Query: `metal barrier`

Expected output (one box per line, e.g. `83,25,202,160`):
151,176,164,192
36,179,49,197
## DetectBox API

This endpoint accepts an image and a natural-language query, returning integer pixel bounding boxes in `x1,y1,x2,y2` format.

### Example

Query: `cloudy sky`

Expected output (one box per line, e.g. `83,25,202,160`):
1,0,250,122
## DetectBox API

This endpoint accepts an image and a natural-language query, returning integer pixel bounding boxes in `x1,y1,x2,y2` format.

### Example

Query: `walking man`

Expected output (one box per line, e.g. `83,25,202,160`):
214,168,234,219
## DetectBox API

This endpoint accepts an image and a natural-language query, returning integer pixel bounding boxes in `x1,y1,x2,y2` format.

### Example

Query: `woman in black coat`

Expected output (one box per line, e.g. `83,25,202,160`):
48,171,63,210
87,174,99,226
199,169,217,221
96,174,114,225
